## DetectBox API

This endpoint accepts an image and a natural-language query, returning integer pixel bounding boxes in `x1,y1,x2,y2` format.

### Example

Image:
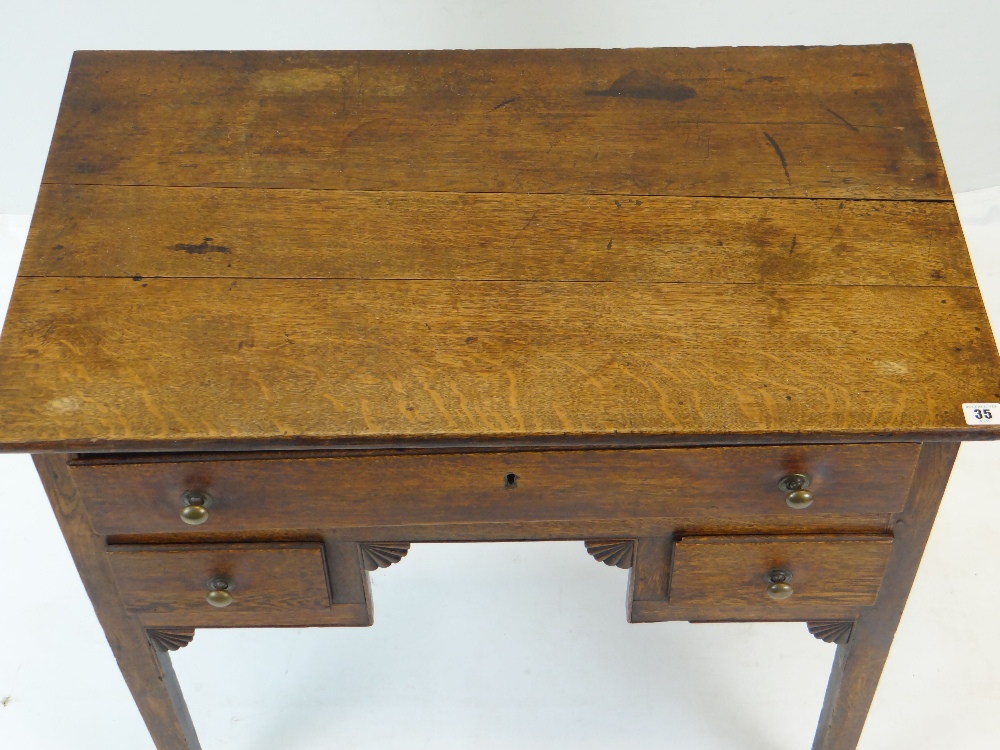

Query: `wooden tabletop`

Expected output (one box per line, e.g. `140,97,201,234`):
1,45,998,452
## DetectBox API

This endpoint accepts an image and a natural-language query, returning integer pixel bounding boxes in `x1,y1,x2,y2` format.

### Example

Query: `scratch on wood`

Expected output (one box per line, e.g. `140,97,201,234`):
512,208,541,244
491,96,519,111
824,107,860,132
762,131,791,184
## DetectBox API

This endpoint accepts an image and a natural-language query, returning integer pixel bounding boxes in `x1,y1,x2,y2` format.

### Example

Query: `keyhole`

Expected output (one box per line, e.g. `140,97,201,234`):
504,472,519,489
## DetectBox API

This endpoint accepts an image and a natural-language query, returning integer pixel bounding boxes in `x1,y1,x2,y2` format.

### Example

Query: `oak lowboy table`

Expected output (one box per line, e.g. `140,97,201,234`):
2,44,1000,749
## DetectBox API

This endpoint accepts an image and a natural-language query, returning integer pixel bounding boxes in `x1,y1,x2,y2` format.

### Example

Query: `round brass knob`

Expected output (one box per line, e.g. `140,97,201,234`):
766,569,793,600
206,575,234,608
180,504,209,524
180,490,213,525
785,489,814,510
778,474,813,509
206,589,233,607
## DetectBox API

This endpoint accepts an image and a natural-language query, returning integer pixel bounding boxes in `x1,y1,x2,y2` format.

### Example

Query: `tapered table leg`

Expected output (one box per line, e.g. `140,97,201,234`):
812,442,959,750
34,454,201,750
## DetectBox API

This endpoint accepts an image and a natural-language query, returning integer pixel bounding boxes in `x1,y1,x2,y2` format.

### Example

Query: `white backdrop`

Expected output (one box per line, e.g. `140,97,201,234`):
2,2,1000,748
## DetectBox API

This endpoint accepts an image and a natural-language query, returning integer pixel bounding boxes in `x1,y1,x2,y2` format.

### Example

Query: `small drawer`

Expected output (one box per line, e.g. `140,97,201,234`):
72,443,919,535
107,542,333,626
666,535,893,621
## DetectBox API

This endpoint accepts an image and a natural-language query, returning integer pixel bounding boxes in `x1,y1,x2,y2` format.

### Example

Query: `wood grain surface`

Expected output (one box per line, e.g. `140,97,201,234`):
43,46,946,199
21,185,975,285
0,277,997,450
2,45,997,453
69,444,918,535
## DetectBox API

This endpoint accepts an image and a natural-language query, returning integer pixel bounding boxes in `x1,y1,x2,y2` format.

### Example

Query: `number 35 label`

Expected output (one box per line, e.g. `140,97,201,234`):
963,403,1000,425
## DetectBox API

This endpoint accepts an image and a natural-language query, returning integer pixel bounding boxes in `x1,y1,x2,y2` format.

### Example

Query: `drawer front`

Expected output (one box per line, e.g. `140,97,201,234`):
107,542,333,625
666,535,893,621
74,443,919,535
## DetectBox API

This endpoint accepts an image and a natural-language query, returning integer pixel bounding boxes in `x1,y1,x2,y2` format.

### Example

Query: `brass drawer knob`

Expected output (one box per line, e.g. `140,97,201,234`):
180,490,213,525
205,575,234,607
778,474,814,509
766,569,793,600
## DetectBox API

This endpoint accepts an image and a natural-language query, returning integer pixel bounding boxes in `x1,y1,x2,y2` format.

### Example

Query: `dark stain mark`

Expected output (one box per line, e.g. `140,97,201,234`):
586,71,696,102
141,283,147,287
871,101,884,114
492,96,519,111
53,244,63,250
789,236,797,255
955,347,962,352
406,405,415,411
465,336,478,344
607,239,613,250
132,275,142,281
746,75,786,83
76,163,103,174
785,395,792,401
930,269,943,281
635,200,642,206
614,200,622,209
172,237,230,255
824,107,859,133
762,131,791,184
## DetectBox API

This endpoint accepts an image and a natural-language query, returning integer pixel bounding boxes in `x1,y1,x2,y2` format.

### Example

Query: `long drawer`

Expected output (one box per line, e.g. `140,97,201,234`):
73,443,920,535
